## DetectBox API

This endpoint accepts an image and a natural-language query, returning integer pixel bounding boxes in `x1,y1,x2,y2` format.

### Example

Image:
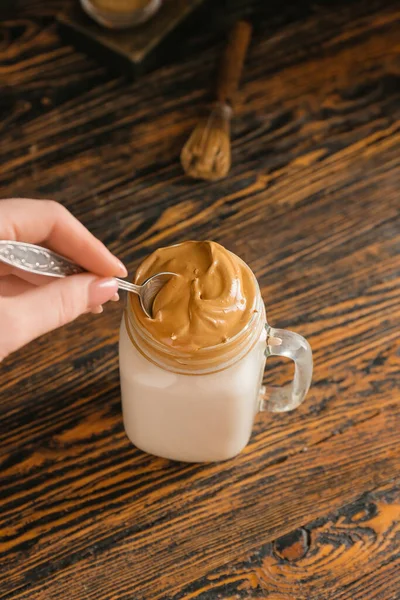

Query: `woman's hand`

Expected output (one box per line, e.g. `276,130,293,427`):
0,198,127,361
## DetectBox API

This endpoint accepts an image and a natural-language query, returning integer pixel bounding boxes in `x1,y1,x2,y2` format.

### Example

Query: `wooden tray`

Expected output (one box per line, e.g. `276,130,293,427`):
57,0,210,79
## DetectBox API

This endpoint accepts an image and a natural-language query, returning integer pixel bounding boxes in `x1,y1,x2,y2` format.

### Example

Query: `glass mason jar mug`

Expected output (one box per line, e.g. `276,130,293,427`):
119,276,313,463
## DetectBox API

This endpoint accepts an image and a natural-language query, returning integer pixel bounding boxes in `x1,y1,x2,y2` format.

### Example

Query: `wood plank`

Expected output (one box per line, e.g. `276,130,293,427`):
1,406,399,599
165,480,400,600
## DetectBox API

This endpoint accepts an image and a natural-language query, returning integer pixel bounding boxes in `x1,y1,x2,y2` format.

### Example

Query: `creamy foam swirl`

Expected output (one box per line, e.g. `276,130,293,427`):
131,241,257,351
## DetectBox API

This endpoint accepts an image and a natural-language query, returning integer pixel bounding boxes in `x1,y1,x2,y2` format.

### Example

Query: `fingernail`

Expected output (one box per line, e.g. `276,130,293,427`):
115,260,128,277
89,278,118,307
111,293,120,302
91,305,104,314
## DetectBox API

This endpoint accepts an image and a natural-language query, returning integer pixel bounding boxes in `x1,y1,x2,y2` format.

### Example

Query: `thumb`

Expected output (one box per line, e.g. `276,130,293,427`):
0,274,118,360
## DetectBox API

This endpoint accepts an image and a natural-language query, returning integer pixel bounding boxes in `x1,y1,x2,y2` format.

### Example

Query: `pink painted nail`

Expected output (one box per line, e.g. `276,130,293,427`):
115,260,128,277
89,278,118,307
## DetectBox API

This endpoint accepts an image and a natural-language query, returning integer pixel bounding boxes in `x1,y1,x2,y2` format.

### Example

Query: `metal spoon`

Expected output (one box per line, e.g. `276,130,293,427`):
0,240,175,318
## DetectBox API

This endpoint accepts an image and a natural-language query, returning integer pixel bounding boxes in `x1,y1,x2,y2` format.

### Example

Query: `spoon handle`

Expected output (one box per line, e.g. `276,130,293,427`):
0,240,139,294
0,240,84,277
115,279,141,294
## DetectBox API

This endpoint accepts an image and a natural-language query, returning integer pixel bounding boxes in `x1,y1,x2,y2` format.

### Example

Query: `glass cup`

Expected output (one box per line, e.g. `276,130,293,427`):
119,275,312,463
80,0,162,29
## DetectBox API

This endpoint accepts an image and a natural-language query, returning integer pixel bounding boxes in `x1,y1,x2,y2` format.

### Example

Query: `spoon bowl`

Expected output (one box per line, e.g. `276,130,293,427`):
116,272,176,318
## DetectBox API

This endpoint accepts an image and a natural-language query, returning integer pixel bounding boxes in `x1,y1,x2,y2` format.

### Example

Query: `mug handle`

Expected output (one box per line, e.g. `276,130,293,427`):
260,324,313,413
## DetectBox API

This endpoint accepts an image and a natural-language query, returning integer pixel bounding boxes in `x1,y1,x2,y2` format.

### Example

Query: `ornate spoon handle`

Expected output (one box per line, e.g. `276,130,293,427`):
0,240,85,277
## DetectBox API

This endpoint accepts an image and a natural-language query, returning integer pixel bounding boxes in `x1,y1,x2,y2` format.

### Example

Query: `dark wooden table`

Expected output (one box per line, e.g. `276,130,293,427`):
1,1,399,598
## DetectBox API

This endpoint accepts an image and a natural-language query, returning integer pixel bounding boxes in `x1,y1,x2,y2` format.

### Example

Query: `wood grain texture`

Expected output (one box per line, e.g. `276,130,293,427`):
0,0,399,599
167,480,400,599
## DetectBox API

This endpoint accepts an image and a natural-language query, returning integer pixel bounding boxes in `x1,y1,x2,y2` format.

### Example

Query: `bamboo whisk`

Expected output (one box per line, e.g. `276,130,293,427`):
181,21,252,181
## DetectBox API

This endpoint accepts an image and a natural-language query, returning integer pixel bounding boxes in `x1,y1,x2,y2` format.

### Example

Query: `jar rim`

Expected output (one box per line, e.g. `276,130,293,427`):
125,280,265,375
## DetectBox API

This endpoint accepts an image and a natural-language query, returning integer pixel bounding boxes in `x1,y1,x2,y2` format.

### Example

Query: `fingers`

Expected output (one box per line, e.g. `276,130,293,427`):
6,267,54,287
0,275,35,297
0,264,11,277
90,292,119,314
0,263,65,287
0,198,127,278
0,274,118,361
91,305,104,315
